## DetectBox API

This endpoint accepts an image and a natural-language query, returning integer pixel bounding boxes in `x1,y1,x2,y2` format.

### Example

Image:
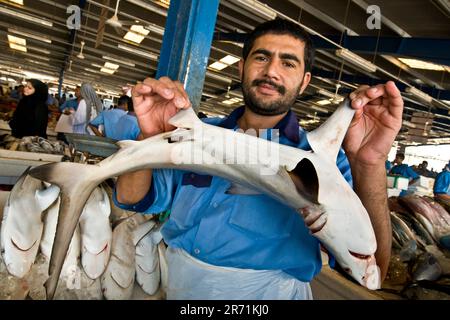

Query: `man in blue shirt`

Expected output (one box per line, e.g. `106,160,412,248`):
108,97,141,141
88,95,129,138
434,162,450,200
115,19,402,299
59,86,81,112
390,153,420,184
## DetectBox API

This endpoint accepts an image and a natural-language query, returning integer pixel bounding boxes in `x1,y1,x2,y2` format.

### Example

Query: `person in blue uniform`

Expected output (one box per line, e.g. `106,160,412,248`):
114,19,403,299
108,97,141,141
434,162,450,200
88,95,129,138
390,153,419,184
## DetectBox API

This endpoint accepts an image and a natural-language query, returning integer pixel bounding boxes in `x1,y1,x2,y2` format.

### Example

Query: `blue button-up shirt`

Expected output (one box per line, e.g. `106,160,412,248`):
390,164,419,180
114,106,353,282
59,98,79,112
90,109,127,138
108,114,141,141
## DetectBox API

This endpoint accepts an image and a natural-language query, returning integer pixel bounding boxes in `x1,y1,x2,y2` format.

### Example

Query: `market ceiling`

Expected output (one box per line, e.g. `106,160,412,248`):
0,0,449,145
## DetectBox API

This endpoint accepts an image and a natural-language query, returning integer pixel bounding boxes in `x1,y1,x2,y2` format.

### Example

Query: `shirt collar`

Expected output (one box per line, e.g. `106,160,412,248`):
218,106,300,144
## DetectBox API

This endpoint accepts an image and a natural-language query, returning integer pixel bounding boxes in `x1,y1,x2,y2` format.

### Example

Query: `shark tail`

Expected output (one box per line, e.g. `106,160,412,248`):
29,162,104,299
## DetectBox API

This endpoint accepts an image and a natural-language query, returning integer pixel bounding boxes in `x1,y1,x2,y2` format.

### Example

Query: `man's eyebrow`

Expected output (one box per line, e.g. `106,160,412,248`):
279,53,301,63
250,49,272,57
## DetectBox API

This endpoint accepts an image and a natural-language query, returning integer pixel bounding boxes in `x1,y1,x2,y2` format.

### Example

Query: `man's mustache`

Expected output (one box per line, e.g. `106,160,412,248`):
252,79,286,95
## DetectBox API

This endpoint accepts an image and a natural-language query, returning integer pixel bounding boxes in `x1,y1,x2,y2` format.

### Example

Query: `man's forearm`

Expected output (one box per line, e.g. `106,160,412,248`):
350,162,391,281
116,170,152,204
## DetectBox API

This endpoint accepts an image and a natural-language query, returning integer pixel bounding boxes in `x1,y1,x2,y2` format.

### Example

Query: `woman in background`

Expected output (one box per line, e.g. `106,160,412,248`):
9,79,48,138
65,83,103,134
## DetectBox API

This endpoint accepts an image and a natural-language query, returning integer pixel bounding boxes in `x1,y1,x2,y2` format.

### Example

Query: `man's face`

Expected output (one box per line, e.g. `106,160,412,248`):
75,87,81,99
239,34,311,116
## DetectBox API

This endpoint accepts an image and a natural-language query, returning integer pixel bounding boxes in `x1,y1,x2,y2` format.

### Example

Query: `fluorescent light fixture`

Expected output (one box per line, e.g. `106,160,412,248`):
209,61,228,71
9,43,27,52
209,55,240,71
102,55,135,68
233,0,277,20
206,71,232,84
8,28,52,43
222,97,243,105
100,68,115,75
117,44,158,60
316,99,331,106
91,63,104,68
84,68,98,73
155,0,170,8
124,25,149,44
310,105,329,113
335,49,377,73
8,34,26,46
0,7,53,27
22,70,57,81
398,58,446,72
104,62,119,70
145,23,165,36
405,86,433,103
28,46,51,55
9,0,24,5
316,88,335,99
220,55,240,65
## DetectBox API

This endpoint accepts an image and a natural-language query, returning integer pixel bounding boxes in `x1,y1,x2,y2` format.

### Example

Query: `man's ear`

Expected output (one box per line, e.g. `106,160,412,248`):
238,59,244,80
299,72,311,95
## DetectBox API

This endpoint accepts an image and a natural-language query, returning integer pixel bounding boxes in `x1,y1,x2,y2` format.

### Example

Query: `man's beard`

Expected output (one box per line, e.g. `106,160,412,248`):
241,75,303,116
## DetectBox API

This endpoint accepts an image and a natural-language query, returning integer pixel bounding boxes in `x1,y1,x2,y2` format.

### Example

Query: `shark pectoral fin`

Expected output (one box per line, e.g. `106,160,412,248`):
168,108,202,129
306,98,354,161
98,187,111,217
288,158,319,205
35,185,61,212
226,183,261,195
132,220,156,246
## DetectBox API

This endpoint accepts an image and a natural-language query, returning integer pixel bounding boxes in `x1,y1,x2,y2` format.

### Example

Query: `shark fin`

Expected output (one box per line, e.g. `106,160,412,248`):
306,98,354,161
168,108,202,129
133,219,156,246
35,184,60,212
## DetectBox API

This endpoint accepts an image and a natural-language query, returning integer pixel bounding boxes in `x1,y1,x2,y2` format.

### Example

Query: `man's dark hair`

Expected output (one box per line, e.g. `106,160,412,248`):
69,94,73,98
242,18,315,73
396,153,405,161
118,95,129,108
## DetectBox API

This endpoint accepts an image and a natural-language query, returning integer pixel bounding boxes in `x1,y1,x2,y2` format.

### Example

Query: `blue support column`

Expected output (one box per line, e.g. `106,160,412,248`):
156,0,220,111
57,69,64,98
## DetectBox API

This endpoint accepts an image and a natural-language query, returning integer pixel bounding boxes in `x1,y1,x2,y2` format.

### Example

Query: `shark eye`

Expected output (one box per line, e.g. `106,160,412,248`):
349,250,371,260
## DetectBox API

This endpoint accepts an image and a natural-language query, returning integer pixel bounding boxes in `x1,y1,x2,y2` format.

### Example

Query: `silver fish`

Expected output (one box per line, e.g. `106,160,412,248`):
29,98,379,299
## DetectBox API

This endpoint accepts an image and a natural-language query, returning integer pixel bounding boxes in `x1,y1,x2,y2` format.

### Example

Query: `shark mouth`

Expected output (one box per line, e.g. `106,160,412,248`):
349,250,371,260
11,238,37,252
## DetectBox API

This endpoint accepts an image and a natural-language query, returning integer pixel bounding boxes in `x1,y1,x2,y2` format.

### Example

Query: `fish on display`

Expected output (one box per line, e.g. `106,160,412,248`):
399,196,450,250
411,252,442,282
135,223,162,296
79,185,112,279
100,214,147,300
0,169,60,278
396,212,435,247
390,212,419,248
29,98,380,299
40,197,81,279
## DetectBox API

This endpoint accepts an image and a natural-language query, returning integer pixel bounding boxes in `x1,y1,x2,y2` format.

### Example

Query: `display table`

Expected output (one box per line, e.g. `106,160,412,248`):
0,120,57,138
0,149,63,185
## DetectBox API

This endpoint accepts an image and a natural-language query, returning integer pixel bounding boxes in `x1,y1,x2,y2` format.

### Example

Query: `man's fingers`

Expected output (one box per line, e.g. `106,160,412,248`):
350,84,387,109
385,81,404,116
159,77,190,109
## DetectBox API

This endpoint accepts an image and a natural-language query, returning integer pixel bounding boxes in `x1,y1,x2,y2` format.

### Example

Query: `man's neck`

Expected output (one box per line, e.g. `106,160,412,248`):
237,107,287,132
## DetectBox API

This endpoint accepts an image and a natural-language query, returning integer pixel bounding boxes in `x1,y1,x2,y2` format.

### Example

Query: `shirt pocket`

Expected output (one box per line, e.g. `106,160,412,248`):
228,194,295,240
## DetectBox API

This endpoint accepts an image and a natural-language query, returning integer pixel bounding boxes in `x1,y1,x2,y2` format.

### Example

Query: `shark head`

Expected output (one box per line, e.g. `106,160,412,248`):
291,157,380,289
288,97,382,289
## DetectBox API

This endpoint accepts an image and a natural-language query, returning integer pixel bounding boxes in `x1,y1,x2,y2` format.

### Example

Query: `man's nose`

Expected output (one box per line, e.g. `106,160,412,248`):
263,58,281,80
